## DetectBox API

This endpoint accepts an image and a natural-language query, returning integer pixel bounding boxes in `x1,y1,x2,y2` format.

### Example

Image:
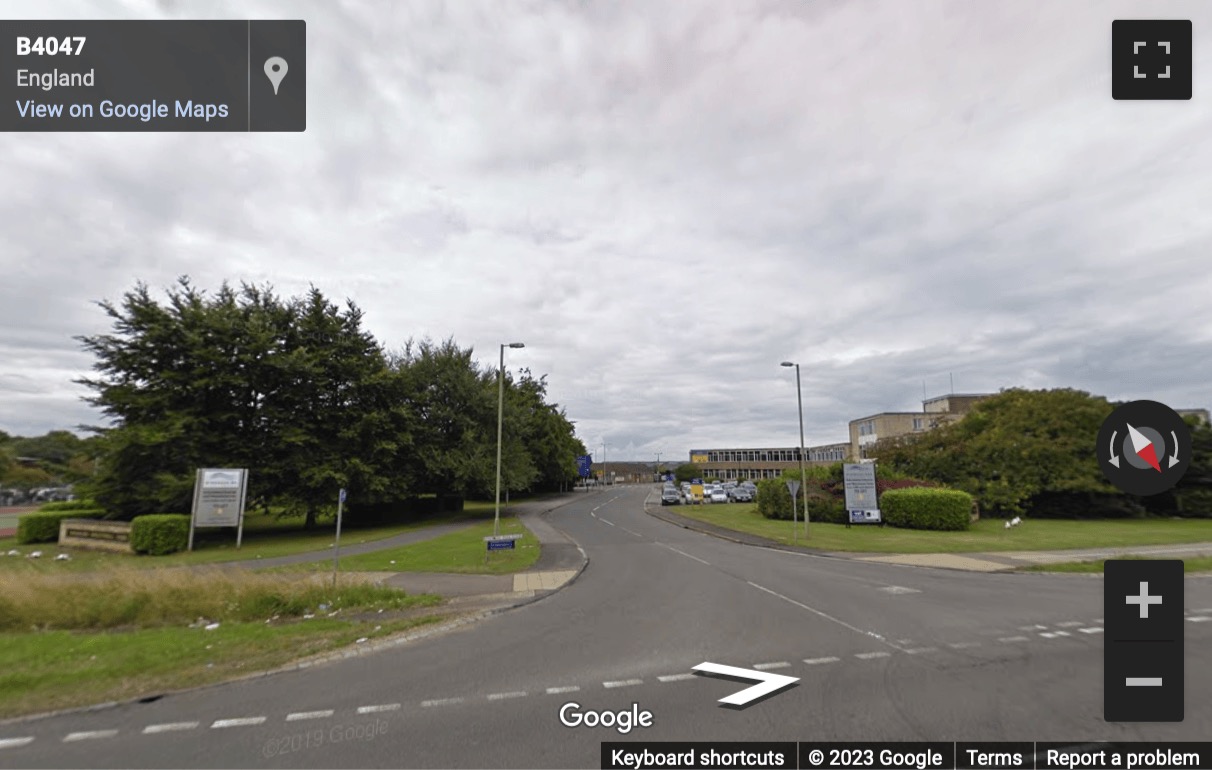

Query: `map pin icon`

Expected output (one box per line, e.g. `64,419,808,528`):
264,57,288,95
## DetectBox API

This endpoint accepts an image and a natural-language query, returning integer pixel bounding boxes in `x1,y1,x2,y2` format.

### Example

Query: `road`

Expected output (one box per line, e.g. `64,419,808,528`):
3,485,1210,768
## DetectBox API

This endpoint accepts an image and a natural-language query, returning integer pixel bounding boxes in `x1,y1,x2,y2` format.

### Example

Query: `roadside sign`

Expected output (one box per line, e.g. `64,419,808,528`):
843,463,877,510
849,509,882,524
577,455,593,478
785,480,801,498
338,488,347,503
487,540,515,551
483,534,524,542
188,468,249,551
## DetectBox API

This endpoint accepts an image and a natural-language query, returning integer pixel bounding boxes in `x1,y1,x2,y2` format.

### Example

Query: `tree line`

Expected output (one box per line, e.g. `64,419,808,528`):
73,279,586,526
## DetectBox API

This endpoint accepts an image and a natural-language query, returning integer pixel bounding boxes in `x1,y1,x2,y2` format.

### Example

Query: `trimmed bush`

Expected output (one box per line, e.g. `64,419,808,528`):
881,488,973,531
756,479,792,520
36,499,101,512
16,510,106,544
805,492,847,524
130,514,190,555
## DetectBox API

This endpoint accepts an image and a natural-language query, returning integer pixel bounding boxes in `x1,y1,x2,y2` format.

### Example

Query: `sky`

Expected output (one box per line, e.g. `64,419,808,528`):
2,0,1211,463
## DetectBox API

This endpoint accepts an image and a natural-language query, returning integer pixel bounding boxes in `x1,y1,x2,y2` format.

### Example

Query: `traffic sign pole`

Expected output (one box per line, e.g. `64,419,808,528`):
333,487,346,587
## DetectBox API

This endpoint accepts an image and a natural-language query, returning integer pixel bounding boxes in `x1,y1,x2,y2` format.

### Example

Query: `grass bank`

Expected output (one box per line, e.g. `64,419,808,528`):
0,566,444,717
0,499,523,573
665,503,1212,553
276,516,539,575
1020,555,1212,574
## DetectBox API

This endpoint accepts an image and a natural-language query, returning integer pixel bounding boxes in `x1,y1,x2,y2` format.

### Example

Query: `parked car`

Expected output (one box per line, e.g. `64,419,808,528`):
730,487,753,503
709,489,729,504
661,488,681,505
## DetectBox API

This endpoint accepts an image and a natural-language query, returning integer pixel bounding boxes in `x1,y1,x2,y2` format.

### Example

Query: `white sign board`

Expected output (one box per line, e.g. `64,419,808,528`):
843,463,877,511
849,509,882,524
192,469,248,527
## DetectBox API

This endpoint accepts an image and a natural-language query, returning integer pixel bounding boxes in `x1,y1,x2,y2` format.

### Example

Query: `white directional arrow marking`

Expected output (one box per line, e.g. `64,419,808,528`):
692,662,799,706
1169,431,1181,468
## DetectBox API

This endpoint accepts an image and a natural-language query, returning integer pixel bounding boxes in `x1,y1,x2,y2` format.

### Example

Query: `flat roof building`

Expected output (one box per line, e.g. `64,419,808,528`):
850,392,994,460
687,443,851,481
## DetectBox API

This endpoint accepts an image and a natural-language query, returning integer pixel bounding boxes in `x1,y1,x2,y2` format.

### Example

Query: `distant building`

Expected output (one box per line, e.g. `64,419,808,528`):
849,392,994,460
1177,408,1210,426
686,443,851,481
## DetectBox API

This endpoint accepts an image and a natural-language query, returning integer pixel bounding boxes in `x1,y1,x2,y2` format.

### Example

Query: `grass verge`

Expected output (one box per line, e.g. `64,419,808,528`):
275,516,539,575
664,503,1212,553
0,498,530,573
1020,556,1212,574
0,615,446,718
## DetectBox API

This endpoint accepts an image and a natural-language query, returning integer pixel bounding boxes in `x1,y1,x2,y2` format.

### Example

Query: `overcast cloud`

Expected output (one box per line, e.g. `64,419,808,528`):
2,0,1211,463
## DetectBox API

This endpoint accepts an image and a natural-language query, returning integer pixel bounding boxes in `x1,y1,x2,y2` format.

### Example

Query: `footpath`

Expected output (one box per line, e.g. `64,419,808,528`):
644,498,1212,573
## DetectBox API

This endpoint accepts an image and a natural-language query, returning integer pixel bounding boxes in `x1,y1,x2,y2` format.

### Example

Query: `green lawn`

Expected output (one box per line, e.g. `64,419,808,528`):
276,516,540,575
667,503,1212,553
1021,556,1212,574
0,615,446,718
0,499,515,573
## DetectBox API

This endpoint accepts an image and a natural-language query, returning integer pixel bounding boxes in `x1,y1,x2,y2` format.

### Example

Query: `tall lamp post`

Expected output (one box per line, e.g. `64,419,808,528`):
781,361,809,538
495,342,525,537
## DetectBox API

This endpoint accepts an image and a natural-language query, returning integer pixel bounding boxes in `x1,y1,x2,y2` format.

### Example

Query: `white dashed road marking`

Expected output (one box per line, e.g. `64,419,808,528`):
905,647,938,655
855,652,891,660
600,519,615,527
546,686,580,695
355,704,400,714
421,698,465,707
604,679,644,689
142,722,199,734
658,543,710,565
1056,621,1083,628
211,718,266,729
1080,627,1104,634
658,673,696,682
747,582,903,652
286,710,334,721
1188,616,1211,623
1019,625,1048,631
948,642,981,649
753,662,790,670
999,636,1030,643
879,586,921,594
63,730,119,742
803,657,840,665
0,738,35,750
486,691,528,701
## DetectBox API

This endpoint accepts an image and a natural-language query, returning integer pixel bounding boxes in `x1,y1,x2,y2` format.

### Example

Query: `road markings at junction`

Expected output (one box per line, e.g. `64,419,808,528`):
421,697,465,707
947,642,980,649
878,586,921,594
1019,624,1048,631
658,673,697,682
486,691,527,701
854,651,891,660
600,519,615,526
998,636,1030,643
603,679,644,689
1056,621,1083,627
211,717,266,728
1188,616,1211,623
747,581,904,652
1039,631,1071,639
620,527,642,537
0,738,34,749
355,704,400,714
753,661,791,670
286,710,334,721
904,647,938,655
658,543,709,565
803,657,840,665
63,730,118,742
546,686,580,694
1079,627,1104,634
142,722,199,734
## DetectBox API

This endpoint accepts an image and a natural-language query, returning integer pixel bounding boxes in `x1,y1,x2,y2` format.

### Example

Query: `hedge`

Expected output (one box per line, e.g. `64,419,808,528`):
130,514,191,555
36,499,101,512
16,510,107,544
881,488,973,531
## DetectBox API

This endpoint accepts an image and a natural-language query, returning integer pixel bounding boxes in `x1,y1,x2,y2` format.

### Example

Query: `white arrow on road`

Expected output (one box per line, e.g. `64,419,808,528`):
692,662,799,706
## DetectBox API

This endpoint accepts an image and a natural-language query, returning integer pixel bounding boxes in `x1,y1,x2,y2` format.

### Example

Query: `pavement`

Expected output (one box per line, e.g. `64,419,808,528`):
4,486,1212,768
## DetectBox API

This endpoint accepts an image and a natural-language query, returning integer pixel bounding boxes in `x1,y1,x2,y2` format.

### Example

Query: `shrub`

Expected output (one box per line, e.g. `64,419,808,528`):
130,514,190,555
36,499,102,512
805,492,847,524
16,510,106,544
882,488,973,531
756,479,792,520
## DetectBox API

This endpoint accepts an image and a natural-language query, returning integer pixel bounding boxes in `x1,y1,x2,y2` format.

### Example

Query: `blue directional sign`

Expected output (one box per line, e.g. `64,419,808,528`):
487,540,515,551
577,454,593,478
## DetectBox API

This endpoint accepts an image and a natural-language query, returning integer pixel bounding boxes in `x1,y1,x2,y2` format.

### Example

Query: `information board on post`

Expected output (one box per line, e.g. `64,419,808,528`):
843,463,881,525
188,468,249,551
484,533,522,552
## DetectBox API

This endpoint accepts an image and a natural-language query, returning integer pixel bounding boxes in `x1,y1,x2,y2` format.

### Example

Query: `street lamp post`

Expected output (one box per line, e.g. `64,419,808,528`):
495,342,525,538
781,361,809,539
